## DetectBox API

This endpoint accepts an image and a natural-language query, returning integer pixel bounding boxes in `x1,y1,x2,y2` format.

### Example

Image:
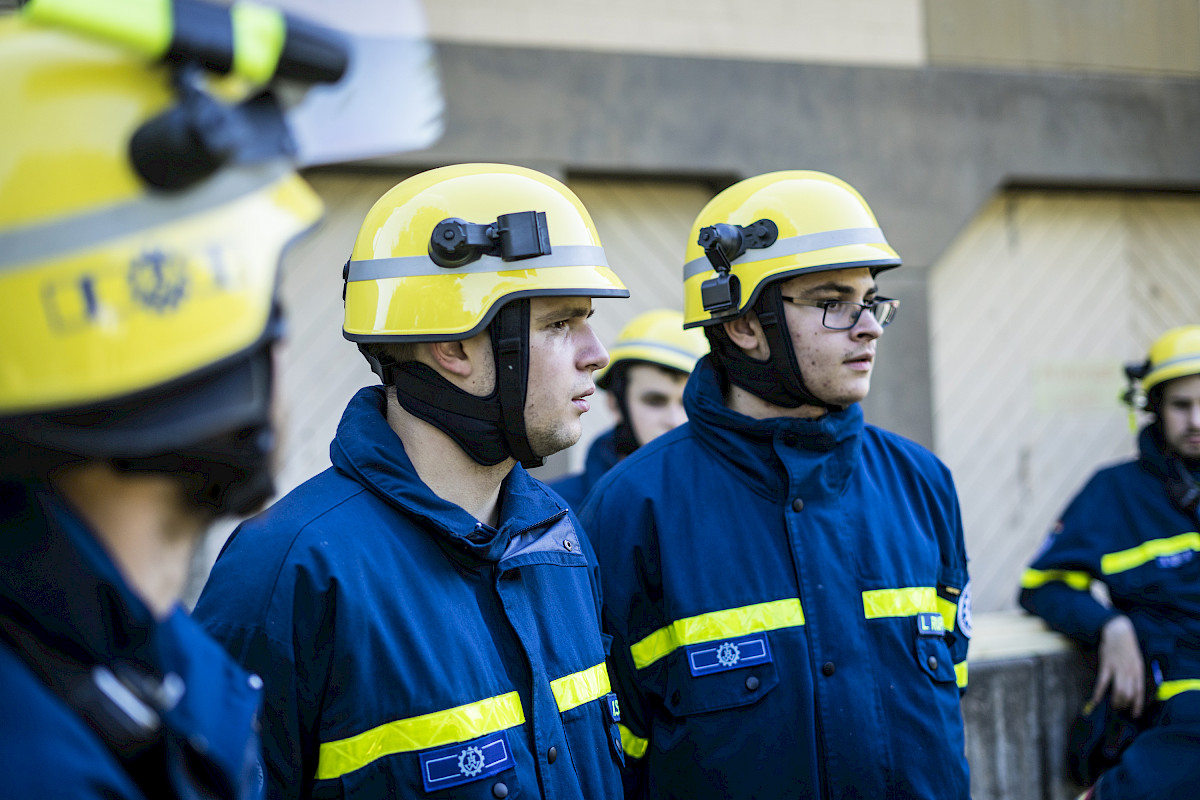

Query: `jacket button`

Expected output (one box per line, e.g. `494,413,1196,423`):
927,655,939,671
792,497,804,512
492,782,509,799
745,675,760,691
783,433,798,447
547,746,557,764
822,661,836,676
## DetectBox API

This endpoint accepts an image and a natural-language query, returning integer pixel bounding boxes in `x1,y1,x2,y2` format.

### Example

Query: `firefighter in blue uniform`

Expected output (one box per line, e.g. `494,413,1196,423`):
194,164,631,800
581,171,972,799
551,309,708,510
0,1,362,796
1020,326,1200,800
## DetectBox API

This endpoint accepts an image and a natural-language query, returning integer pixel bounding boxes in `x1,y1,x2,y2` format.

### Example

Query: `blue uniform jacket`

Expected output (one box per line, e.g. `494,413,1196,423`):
1019,425,1200,797
194,386,624,800
0,480,262,800
548,429,622,512
580,358,971,800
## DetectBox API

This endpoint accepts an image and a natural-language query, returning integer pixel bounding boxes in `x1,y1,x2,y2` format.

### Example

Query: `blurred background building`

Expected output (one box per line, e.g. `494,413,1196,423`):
262,0,1200,617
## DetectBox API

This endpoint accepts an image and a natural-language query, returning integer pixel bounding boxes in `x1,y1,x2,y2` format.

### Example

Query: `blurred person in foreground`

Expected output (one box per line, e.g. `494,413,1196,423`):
194,164,631,799
1021,325,1200,800
550,309,707,510
0,0,440,796
582,171,972,799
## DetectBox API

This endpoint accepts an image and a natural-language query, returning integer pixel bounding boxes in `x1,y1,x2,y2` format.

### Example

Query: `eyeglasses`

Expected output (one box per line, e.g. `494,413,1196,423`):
778,295,900,330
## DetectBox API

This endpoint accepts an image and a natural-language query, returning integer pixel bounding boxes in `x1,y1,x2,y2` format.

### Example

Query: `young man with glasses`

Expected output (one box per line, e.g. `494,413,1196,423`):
581,171,972,799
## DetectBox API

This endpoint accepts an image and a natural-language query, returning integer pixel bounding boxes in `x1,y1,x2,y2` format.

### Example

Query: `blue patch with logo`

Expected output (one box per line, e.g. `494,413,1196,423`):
686,634,772,676
419,730,513,792
606,692,621,723
917,612,946,637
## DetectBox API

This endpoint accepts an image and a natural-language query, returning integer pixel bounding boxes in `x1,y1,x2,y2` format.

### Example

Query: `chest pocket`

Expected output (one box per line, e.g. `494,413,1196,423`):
662,632,781,717
311,737,524,800
914,626,957,685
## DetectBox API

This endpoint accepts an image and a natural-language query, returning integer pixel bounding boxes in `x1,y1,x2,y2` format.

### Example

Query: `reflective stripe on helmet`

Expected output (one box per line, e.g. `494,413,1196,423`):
682,226,891,282
346,244,609,282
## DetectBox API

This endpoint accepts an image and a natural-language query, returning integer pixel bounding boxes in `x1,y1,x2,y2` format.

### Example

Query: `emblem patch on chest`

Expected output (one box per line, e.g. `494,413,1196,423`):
420,730,513,792
686,634,773,676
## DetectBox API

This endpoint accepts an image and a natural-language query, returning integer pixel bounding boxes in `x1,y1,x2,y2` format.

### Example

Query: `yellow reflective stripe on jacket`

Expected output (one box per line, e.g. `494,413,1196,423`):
629,598,805,670
619,723,649,759
1020,568,1092,591
1100,532,1200,576
1158,679,1200,702
955,661,968,689
316,691,525,781
862,587,938,619
936,596,957,633
551,662,611,713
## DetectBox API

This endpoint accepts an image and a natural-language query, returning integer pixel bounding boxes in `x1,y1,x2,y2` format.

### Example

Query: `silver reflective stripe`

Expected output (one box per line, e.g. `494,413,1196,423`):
347,245,609,282
0,161,293,271
682,227,890,281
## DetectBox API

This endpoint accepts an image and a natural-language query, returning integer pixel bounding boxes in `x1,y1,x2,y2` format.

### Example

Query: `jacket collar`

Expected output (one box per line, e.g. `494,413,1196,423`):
0,481,156,671
330,386,566,562
683,356,864,499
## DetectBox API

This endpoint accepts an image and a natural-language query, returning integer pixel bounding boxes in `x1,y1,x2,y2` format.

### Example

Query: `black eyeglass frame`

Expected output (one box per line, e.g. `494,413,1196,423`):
778,295,900,330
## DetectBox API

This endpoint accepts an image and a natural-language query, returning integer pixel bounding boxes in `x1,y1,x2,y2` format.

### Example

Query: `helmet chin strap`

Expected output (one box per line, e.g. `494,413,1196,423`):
368,300,544,469
708,285,843,413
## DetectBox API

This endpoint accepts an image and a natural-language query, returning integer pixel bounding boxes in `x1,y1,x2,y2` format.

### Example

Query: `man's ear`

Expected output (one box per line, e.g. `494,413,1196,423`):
722,312,769,360
428,339,472,378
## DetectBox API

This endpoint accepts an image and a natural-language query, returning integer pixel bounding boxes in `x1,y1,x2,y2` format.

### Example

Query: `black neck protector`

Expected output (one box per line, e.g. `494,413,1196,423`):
707,285,841,412
373,300,543,468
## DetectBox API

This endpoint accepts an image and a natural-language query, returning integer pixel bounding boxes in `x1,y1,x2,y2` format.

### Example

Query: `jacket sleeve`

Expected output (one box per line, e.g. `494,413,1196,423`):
579,482,654,800
939,479,972,695
194,526,333,800
1018,475,1120,647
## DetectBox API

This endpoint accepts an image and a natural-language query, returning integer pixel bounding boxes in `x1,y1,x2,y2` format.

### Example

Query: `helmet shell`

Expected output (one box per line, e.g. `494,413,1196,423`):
683,170,900,328
1144,325,1200,393
343,163,628,342
0,19,321,418
595,309,708,389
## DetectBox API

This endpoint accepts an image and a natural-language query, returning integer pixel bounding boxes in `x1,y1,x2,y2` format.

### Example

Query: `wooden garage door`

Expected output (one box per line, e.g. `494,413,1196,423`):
929,190,1200,613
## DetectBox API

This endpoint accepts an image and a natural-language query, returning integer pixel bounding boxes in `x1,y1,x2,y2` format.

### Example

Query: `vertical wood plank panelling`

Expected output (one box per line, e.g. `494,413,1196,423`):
554,179,713,471
931,190,1200,613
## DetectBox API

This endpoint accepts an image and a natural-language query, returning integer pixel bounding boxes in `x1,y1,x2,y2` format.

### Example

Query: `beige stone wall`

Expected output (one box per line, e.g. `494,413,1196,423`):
927,0,1200,76
425,0,927,66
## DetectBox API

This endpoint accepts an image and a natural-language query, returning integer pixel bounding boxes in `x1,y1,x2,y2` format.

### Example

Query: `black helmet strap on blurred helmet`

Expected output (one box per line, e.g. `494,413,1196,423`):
369,300,543,469
708,284,840,412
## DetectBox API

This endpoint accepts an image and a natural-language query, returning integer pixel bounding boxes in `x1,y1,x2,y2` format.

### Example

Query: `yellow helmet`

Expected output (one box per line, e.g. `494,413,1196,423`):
344,164,628,469
1122,326,1200,418
682,170,900,328
343,164,628,343
0,4,358,513
1143,326,1200,394
595,309,709,390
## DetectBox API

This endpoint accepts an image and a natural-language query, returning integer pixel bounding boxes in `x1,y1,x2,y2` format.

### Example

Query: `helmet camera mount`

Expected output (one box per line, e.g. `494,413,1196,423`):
429,211,551,268
697,219,777,316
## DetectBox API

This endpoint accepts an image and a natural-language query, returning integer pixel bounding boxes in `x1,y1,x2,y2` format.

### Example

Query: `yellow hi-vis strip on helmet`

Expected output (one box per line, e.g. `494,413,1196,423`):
628,599,805,670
